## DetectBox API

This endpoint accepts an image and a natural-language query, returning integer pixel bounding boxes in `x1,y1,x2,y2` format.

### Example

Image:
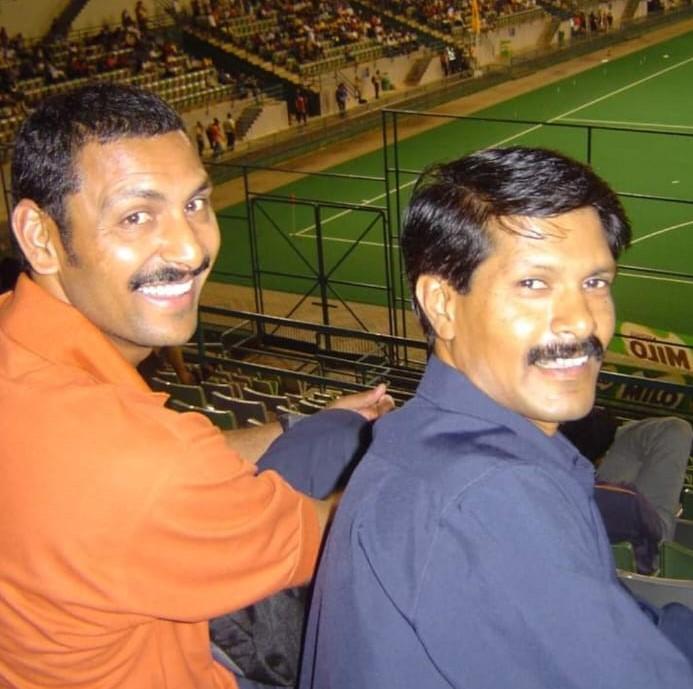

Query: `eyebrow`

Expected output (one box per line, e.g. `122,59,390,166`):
189,177,213,199
100,175,213,213
512,261,617,277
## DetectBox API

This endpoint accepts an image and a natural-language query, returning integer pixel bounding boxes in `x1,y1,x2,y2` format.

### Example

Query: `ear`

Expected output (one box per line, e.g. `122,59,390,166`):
11,200,62,275
415,274,457,342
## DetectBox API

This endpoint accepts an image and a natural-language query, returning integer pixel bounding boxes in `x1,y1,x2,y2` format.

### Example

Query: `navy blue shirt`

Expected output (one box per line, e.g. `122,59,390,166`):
300,357,693,688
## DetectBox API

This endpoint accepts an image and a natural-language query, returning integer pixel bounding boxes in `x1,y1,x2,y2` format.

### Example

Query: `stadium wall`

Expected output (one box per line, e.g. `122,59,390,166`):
0,0,162,39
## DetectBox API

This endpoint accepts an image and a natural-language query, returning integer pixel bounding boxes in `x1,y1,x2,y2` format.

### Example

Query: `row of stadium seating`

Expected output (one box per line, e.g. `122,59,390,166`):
149,363,342,430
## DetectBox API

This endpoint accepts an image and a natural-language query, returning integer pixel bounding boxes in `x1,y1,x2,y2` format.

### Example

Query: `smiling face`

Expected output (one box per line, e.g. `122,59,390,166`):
26,131,220,364
417,206,617,435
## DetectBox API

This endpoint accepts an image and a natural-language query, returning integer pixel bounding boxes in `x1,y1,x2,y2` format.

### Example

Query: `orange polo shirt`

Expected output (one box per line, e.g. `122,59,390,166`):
0,275,320,688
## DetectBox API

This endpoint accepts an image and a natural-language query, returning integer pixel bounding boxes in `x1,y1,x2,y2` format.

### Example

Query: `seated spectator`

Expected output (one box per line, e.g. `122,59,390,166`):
561,408,692,542
44,59,66,83
299,146,693,688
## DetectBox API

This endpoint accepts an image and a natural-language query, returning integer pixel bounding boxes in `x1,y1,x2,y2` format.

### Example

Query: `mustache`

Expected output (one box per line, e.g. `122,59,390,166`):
129,254,211,292
527,335,604,366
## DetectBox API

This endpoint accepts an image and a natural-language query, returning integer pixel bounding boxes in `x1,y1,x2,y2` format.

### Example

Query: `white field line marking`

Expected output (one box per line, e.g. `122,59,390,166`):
290,55,693,239
619,273,693,286
561,117,693,131
630,219,693,245
493,55,693,146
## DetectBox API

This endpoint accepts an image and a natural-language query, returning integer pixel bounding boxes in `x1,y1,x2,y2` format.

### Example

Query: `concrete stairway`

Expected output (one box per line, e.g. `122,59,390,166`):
405,54,434,85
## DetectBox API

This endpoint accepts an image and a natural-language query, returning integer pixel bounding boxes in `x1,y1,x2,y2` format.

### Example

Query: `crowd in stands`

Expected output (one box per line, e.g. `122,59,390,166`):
189,0,419,70
0,0,630,155
380,0,538,35
569,6,614,35
0,2,265,145
534,0,615,32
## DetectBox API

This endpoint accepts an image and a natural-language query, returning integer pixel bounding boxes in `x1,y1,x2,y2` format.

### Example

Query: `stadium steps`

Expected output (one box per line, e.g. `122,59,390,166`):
183,25,301,86
534,0,572,21
49,0,91,37
236,103,263,140
538,15,562,48
621,0,641,23
405,54,433,86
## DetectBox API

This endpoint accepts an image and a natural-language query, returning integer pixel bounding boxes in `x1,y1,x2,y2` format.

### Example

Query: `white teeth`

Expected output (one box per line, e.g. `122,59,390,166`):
138,280,193,298
535,355,589,369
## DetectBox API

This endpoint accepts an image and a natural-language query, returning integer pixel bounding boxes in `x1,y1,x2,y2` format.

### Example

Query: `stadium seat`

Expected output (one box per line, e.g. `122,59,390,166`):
154,369,179,382
660,541,693,580
241,386,290,413
250,378,279,395
210,392,269,426
618,571,693,608
312,391,337,403
150,377,207,407
202,380,243,400
611,541,636,573
297,398,324,415
167,398,238,430
674,519,693,550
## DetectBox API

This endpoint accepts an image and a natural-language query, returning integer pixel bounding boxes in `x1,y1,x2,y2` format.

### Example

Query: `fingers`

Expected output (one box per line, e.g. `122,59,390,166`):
329,384,395,421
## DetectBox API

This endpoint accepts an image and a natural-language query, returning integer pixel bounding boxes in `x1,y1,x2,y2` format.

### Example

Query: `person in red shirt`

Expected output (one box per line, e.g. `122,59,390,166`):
1,82,392,688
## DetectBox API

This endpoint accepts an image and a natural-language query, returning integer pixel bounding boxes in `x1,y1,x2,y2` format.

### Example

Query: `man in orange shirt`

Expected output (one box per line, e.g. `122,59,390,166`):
0,83,391,688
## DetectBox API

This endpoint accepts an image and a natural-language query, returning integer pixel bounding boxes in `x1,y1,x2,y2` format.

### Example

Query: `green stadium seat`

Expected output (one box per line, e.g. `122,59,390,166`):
249,378,278,395
660,541,693,580
210,391,269,426
150,377,207,407
674,519,693,550
202,380,244,400
167,398,237,430
297,398,324,415
611,541,636,572
241,386,289,413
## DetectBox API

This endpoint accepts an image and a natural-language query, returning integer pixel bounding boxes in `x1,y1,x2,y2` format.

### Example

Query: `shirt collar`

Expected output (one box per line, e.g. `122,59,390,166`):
417,356,594,489
0,274,151,392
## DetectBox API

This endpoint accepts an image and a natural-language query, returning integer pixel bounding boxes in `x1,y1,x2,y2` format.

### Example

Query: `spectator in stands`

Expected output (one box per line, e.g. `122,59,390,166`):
195,120,206,155
440,48,450,76
1,82,392,688
44,58,66,84
354,73,365,103
209,116,224,157
122,8,136,29
224,111,236,150
562,408,692,542
294,90,308,125
370,68,381,98
205,118,216,150
300,146,693,689
135,0,149,30
335,81,348,116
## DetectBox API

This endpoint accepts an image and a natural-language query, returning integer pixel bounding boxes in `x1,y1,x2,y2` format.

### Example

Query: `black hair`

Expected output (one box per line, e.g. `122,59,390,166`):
11,82,184,260
400,146,631,339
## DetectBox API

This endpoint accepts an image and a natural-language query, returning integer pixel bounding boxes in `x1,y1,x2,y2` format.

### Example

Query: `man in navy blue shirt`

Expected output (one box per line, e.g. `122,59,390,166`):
299,147,693,688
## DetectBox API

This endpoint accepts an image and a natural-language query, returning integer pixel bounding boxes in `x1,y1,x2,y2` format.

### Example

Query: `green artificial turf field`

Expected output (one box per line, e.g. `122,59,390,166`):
212,31,693,358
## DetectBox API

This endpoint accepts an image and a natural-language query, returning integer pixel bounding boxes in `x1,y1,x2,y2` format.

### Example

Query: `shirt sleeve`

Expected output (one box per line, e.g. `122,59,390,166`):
114,410,321,622
412,464,693,689
257,409,372,498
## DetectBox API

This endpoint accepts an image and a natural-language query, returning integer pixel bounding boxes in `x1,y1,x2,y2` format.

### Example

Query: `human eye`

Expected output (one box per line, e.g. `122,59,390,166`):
584,276,611,290
120,210,153,227
185,195,210,214
517,278,548,290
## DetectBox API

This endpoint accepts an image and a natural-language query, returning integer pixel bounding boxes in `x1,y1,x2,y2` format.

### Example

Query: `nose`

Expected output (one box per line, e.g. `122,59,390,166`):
550,287,596,341
159,211,206,270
